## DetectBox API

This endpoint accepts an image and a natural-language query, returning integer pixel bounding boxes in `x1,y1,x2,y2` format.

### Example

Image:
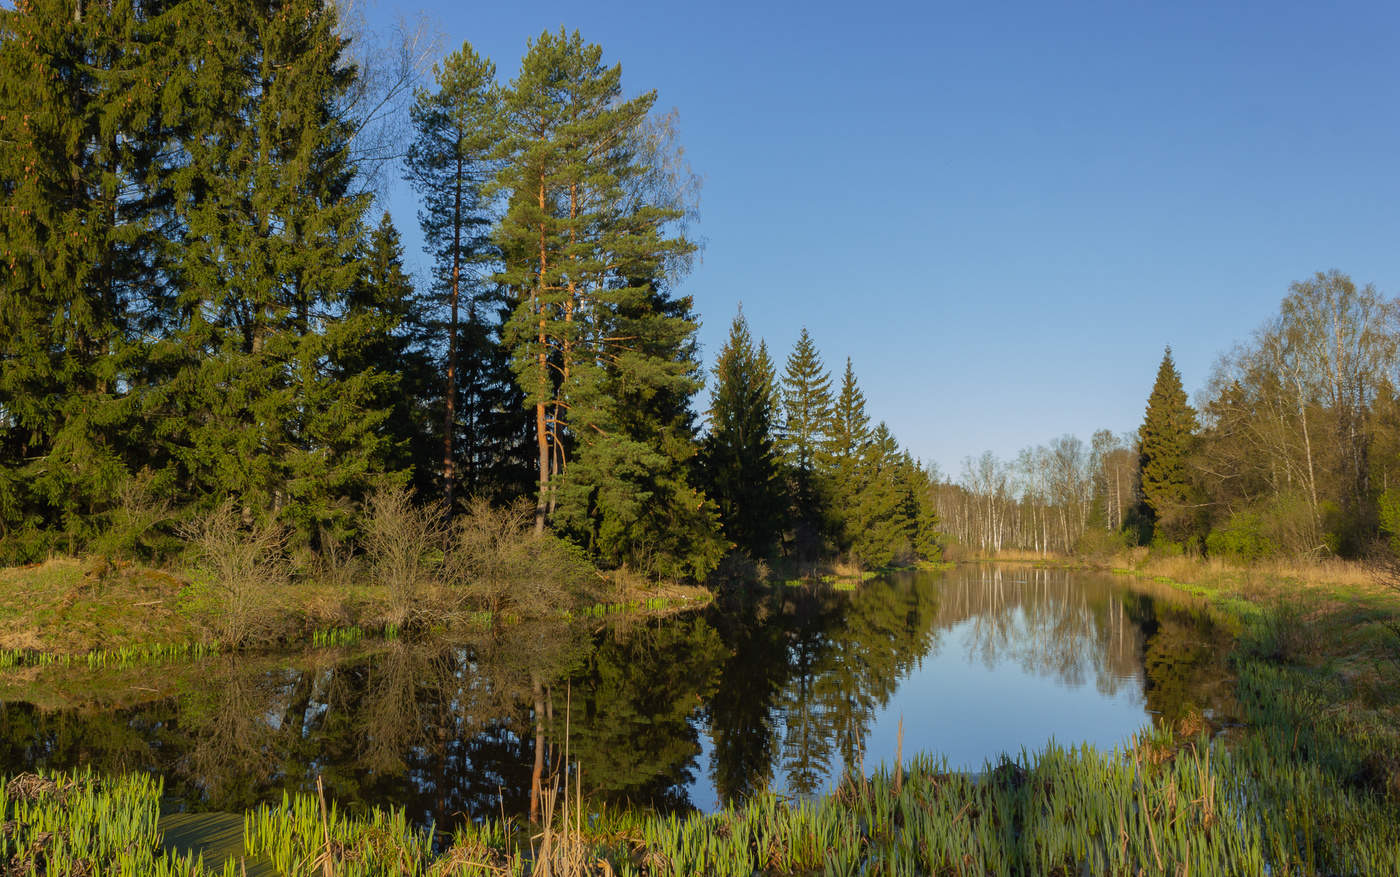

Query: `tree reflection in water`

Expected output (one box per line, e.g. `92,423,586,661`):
0,566,1234,829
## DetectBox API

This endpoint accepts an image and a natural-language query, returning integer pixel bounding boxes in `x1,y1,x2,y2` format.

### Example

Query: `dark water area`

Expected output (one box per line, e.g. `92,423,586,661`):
0,565,1235,834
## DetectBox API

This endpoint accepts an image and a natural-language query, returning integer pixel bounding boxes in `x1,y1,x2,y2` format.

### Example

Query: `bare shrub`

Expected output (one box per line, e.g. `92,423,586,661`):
446,497,595,619
180,500,289,647
308,524,363,592
361,483,450,627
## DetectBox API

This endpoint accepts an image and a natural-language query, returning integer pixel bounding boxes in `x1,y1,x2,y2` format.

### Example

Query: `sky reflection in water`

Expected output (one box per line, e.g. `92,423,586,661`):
0,565,1232,830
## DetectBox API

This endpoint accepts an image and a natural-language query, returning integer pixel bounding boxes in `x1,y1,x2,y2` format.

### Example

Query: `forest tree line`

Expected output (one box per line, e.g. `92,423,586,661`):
940,270,1400,562
0,0,939,577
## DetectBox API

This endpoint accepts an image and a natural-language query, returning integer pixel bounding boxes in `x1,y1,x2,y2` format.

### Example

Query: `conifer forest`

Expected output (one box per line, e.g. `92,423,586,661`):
3,2,1400,875
0,1,940,575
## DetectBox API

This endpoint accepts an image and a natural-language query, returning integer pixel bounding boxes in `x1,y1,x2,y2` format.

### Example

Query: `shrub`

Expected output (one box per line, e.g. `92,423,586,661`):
179,500,289,646
361,483,449,627
1249,598,1324,665
446,497,597,619
1205,509,1277,563
1074,526,1131,559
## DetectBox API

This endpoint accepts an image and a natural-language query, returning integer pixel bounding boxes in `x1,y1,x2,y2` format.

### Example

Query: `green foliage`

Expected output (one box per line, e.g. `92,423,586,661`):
1205,509,1278,563
341,215,439,499
0,0,158,556
778,328,833,474
702,310,785,560
847,424,908,569
1139,348,1199,542
1379,487,1400,553
778,328,835,562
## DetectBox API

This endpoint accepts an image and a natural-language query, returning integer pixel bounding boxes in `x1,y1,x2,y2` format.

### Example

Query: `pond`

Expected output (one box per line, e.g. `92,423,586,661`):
0,565,1235,834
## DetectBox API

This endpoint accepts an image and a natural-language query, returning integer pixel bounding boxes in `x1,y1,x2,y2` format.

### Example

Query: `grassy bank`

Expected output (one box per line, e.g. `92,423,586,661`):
0,557,711,658
5,558,1399,873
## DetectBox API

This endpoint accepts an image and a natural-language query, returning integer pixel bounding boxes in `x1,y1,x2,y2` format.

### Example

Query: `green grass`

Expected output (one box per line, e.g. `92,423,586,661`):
9,693,1398,876
5,559,1398,874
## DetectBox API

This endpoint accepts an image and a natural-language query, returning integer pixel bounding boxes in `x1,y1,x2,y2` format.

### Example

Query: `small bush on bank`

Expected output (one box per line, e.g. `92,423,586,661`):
361,483,450,628
179,500,289,647
447,497,597,619
1246,598,1324,665
1205,509,1278,564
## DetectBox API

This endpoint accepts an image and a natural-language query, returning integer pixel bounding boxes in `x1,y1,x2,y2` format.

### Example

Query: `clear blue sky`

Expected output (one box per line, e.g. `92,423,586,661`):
358,0,1400,477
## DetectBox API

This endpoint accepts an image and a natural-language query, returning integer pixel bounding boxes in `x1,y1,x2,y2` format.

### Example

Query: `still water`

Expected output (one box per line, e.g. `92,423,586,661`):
0,565,1233,830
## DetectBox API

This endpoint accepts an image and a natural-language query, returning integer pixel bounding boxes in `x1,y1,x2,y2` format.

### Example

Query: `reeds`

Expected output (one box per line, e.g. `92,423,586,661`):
6,598,1399,877
0,767,236,877
308,623,400,648
9,715,1397,876
0,639,219,669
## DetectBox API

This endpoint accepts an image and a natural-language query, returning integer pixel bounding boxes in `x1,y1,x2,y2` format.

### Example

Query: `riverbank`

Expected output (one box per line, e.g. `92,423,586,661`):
4,559,1399,873
0,557,712,658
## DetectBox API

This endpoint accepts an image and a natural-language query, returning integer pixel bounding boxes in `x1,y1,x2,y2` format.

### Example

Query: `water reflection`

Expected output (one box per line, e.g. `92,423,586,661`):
0,566,1233,829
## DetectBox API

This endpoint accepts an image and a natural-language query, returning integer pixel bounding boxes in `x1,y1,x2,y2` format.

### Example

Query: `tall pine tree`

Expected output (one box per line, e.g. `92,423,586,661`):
405,42,505,509
495,29,676,533
493,28,717,579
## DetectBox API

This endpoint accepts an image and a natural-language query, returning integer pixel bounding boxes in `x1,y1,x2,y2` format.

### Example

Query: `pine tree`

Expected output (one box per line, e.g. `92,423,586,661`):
1138,347,1199,542
702,310,784,560
494,28,686,534
405,42,500,509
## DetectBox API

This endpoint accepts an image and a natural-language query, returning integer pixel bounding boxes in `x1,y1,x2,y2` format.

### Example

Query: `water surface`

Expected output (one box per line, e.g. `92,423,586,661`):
0,565,1234,831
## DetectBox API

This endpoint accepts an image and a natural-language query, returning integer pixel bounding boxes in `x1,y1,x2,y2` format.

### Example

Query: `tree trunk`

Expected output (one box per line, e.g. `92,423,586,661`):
443,157,462,511
535,182,550,536
530,674,546,822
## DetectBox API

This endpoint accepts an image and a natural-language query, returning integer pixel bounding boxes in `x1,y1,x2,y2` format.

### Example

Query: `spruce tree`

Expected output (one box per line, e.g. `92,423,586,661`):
0,0,165,555
339,213,435,492
779,328,834,473
819,358,873,554
1138,347,1199,542
893,452,941,561
158,0,390,541
778,328,834,562
848,423,907,569
702,311,784,560
551,284,724,578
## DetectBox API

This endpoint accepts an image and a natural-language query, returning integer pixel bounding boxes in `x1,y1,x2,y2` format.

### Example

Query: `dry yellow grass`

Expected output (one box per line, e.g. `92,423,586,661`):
0,557,201,654
965,547,1392,601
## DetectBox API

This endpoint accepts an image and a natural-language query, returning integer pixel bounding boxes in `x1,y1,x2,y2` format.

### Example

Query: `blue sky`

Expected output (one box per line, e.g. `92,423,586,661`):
357,0,1400,476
